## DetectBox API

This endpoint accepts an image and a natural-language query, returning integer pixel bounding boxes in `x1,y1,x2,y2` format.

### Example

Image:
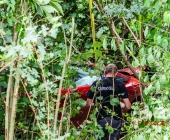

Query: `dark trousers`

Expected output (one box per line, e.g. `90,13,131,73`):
97,117,122,140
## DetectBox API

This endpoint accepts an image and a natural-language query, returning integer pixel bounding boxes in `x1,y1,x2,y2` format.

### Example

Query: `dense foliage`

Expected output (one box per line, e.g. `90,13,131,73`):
0,0,170,139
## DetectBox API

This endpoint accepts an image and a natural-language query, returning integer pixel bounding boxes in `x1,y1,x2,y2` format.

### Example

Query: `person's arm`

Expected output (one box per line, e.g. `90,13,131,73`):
86,98,94,107
121,98,131,110
118,81,131,110
86,81,97,107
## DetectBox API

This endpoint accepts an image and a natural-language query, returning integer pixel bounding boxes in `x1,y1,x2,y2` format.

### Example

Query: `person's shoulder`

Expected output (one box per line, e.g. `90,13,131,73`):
115,78,124,86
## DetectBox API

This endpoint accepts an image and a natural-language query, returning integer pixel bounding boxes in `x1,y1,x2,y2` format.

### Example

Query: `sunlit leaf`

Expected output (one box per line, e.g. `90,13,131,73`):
41,5,56,13
155,81,161,92
120,42,125,54
93,41,102,48
161,38,168,48
163,11,170,24
144,0,150,8
160,75,168,85
111,38,117,51
144,26,149,38
147,54,155,64
139,47,145,56
103,36,107,50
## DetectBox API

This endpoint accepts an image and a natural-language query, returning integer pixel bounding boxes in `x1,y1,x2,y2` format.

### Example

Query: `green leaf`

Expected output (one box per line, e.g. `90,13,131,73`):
133,59,140,67
154,35,161,45
161,38,169,48
97,96,103,100
141,56,146,66
37,0,50,5
51,2,64,15
144,26,149,38
103,36,107,50
155,51,161,59
147,54,155,64
163,11,170,24
0,135,5,140
120,42,125,54
41,5,57,13
160,75,168,84
111,38,117,51
144,0,150,8
93,41,102,48
110,97,120,106
151,74,157,81
147,84,154,93
155,81,161,92
139,47,145,56
144,75,149,83
95,50,102,57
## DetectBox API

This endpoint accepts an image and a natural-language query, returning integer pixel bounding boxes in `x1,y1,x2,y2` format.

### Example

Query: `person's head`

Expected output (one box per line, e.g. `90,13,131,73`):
104,63,118,77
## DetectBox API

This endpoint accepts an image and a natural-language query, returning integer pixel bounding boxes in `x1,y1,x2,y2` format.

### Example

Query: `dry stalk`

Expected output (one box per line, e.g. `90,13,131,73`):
53,17,75,136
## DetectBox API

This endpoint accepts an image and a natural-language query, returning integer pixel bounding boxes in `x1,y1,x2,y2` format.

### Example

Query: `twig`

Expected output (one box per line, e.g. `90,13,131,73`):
0,57,19,73
122,17,140,47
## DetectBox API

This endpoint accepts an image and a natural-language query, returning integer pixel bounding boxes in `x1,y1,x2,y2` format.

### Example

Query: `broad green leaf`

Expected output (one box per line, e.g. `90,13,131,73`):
41,5,57,13
161,38,168,48
133,59,140,67
155,81,161,92
144,75,149,83
97,96,103,100
37,0,50,5
163,11,170,24
144,0,150,8
51,2,64,15
95,50,102,57
147,84,153,93
160,75,168,84
110,97,120,106
103,36,107,50
151,74,157,81
139,47,145,56
93,41,102,48
141,56,146,66
156,51,161,59
154,35,161,45
120,42,125,54
0,1,5,5
148,47,152,54
147,54,155,64
111,38,117,51
144,26,149,38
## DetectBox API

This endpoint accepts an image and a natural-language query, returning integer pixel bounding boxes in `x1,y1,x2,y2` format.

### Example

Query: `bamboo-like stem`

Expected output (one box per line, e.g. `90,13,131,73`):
8,66,20,140
139,15,143,46
58,94,68,136
89,0,96,61
53,18,75,135
5,67,13,140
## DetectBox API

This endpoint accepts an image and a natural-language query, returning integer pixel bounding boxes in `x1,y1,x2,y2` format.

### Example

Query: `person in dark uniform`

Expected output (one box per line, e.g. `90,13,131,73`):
86,64,131,140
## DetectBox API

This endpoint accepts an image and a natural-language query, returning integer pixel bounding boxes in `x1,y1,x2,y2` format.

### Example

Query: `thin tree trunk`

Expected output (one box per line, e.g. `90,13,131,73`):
8,65,20,140
5,67,13,140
